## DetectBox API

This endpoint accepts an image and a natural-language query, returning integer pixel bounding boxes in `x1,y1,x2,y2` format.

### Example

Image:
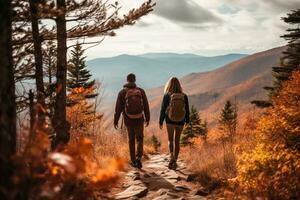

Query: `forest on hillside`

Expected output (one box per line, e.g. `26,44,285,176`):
0,0,300,199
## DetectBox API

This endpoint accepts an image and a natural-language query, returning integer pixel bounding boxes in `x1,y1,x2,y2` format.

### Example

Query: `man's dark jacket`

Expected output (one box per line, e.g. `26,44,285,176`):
114,82,150,127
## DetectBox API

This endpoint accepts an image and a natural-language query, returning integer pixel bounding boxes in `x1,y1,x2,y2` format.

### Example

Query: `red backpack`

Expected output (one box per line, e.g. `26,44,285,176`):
125,88,144,119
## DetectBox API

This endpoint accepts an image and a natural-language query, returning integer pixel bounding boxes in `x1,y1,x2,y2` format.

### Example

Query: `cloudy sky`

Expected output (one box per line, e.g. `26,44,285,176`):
85,0,300,59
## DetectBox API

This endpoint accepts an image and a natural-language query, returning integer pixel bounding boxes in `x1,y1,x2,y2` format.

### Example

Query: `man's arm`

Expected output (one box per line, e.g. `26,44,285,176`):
114,90,124,127
141,89,150,123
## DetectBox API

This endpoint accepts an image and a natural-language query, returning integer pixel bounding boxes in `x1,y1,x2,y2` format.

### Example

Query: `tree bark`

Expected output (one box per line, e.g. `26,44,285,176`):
48,59,54,118
0,0,16,193
29,89,35,144
29,0,46,128
53,0,70,149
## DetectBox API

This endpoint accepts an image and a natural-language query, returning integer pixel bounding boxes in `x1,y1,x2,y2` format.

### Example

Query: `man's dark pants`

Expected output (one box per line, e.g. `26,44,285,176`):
126,124,144,163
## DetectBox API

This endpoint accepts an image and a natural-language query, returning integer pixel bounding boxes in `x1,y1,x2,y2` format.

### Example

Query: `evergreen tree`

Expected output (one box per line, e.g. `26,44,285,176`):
181,106,207,146
218,100,238,173
67,43,95,90
66,44,101,138
218,100,237,142
67,43,98,106
271,9,300,97
202,119,208,141
253,9,300,107
43,41,57,118
10,0,155,149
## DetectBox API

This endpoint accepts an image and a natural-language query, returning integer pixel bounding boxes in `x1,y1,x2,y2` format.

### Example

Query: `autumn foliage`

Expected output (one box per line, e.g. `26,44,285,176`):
67,86,102,140
179,70,300,199
238,70,300,199
6,132,125,200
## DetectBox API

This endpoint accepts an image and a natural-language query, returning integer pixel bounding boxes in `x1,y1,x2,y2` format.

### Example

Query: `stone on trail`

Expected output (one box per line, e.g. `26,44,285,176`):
115,185,148,199
174,185,190,192
113,154,207,200
162,170,180,181
152,191,181,200
122,179,143,189
194,188,209,196
127,171,140,179
132,175,141,181
146,163,166,170
156,188,169,196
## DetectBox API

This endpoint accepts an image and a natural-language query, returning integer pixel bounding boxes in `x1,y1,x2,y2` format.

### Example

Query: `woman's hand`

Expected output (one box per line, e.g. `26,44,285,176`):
159,124,163,130
114,123,118,130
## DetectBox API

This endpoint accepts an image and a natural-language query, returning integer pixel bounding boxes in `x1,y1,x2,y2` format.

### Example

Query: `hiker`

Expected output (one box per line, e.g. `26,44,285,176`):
114,73,150,169
159,77,190,170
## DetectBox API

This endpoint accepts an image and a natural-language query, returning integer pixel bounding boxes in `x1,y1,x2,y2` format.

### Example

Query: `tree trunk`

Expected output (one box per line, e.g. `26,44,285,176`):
48,60,54,118
53,0,70,149
29,0,46,128
0,0,16,192
29,89,35,144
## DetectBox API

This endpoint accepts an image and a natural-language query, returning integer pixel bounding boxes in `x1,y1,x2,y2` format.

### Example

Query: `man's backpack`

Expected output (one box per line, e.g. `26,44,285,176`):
167,93,186,122
125,88,144,119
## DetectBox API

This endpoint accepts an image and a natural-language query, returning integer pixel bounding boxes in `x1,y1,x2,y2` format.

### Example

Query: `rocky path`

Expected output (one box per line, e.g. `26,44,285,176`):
113,154,207,200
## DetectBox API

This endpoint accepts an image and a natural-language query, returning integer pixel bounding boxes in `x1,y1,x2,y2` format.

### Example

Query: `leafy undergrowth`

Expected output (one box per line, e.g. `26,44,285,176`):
182,70,300,199
237,70,300,199
5,132,126,200
181,138,237,193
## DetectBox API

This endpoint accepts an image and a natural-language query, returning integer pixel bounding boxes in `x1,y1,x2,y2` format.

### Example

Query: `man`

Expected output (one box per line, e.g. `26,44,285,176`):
114,73,150,169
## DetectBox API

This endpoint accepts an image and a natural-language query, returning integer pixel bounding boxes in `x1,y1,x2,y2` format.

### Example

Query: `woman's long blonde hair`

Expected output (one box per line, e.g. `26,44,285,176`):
164,77,183,94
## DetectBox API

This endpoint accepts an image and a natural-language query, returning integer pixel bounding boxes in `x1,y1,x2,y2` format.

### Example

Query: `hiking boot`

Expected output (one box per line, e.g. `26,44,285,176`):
171,161,177,170
168,159,175,169
136,158,142,169
130,161,137,168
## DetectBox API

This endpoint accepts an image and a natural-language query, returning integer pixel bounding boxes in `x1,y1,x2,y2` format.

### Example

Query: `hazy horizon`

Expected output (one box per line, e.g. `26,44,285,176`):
86,49,252,61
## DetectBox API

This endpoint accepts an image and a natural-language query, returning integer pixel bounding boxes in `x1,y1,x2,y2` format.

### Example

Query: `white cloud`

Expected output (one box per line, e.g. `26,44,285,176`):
84,0,299,59
153,0,222,26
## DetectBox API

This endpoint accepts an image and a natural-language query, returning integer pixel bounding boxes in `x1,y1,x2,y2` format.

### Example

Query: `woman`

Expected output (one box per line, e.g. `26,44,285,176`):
159,77,190,170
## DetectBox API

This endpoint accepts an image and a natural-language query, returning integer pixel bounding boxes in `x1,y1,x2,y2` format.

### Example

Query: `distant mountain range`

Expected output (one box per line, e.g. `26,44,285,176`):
87,53,247,102
147,46,286,128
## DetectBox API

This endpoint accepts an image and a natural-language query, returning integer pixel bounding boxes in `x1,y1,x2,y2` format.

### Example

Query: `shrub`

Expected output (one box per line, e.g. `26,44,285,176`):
238,70,300,199
3,132,125,200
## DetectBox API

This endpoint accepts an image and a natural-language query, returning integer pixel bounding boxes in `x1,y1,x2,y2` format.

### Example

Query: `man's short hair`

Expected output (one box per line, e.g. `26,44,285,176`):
127,73,136,83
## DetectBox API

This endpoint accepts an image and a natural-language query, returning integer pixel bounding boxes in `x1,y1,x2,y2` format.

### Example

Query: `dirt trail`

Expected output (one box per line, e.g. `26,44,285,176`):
112,154,207,200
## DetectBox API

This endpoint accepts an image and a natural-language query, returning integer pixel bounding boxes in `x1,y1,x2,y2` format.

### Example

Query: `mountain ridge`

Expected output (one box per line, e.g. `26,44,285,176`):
147,46,286,127
87,52,247,102
87,52,248,61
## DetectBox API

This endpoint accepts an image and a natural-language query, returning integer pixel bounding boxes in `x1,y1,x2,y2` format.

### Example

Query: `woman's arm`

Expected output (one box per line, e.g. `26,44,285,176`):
159,94,169,125
185,95,190,124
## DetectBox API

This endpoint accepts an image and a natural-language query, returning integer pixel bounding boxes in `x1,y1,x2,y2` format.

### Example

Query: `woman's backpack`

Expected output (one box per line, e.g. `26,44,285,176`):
167,93,186,122
125,88,144,119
